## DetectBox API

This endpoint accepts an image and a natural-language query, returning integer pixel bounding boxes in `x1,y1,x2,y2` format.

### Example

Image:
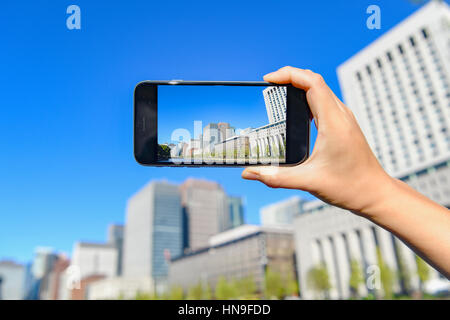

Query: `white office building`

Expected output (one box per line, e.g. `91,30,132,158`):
294,1,450,299
260,196,304,227
0,261,25,300
263,86,287,124
338,1,450,177
71,242,118,279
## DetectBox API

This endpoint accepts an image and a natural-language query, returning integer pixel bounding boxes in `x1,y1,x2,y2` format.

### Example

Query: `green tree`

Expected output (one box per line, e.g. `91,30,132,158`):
187,281,205,300
235,275,257,299
215,276,238,300
376,247,394,299
349,259,364,298
157,144,171,160
284,270,299,297
203,283,213,300
167,285,184,300
306,263,331,299
135,291,158,300
415,255,430,293
264,267,284,299
396,247,412,295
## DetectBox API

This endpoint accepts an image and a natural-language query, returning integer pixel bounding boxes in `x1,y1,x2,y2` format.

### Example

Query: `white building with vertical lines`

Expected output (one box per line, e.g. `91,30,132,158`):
294,1,450,299
263,86,287,124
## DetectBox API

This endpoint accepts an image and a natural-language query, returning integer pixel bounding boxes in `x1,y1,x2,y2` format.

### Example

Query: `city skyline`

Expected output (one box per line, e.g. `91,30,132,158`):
159,85,287,164
0,0,440,266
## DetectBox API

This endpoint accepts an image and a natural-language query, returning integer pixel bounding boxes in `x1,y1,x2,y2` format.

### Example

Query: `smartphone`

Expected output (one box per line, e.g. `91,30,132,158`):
134,80,310,167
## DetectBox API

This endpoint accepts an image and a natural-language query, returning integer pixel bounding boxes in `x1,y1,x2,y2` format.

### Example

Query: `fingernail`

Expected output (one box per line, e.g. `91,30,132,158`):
242,171,259,180
264,72,274,78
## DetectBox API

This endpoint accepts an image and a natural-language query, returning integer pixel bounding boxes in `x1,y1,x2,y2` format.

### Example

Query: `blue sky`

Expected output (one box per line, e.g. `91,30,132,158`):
158,85,273,144
0,0,436,263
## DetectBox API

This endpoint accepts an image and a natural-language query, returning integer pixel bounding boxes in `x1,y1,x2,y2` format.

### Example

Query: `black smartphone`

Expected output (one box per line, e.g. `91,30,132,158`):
134,80,310,167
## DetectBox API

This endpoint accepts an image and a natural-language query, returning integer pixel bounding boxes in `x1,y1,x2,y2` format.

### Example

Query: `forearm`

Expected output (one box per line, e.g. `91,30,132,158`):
363,177,450,278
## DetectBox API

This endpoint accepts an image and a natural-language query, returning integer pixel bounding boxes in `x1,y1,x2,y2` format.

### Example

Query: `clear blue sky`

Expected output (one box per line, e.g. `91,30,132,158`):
158,85,272,144
0,0,436,263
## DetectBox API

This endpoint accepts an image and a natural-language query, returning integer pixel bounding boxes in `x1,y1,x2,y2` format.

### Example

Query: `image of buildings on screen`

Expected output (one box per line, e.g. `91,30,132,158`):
158,86,287,164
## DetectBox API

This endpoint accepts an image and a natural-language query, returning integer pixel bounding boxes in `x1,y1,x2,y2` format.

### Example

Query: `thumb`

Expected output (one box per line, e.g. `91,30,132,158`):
242,165,310,190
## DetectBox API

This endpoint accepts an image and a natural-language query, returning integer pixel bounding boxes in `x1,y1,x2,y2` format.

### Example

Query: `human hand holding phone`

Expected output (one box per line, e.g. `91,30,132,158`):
242,66,450,278
242,66,392,216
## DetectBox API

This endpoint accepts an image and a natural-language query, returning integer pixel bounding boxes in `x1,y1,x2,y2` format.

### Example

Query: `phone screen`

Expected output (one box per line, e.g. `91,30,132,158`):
157,85,287,165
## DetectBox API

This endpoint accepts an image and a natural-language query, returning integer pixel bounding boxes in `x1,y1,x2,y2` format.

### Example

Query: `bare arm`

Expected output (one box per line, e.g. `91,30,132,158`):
242,66,450,278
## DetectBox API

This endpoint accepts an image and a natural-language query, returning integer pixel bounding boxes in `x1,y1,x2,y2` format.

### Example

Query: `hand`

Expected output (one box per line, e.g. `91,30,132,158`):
242,66,395,217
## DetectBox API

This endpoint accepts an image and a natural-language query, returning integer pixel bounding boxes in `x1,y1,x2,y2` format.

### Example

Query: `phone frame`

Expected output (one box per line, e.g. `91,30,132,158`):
134,80,310,167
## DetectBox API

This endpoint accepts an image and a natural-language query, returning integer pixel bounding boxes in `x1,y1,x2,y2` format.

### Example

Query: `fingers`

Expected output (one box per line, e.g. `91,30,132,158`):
264,66,338,122
242,165,311,190
264,66,324,91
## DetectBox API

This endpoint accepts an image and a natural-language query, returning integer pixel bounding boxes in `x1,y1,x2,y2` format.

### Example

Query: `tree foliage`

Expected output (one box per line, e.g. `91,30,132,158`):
376,247,394,299
167,285,184,300
157,144,171,160
215,276,238,300
306,263,331,298
264,267,285,299
415,255,430,291
349,259,364,298
187,281,207,300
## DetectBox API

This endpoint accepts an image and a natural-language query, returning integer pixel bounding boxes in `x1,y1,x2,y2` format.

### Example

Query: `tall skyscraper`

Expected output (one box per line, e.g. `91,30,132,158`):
180,179,230,251
122,181,183,285
202,123,220,154
227,196,245,229
260,196,304,227
217,122,235,142
263,86,287,124
338,1,450,177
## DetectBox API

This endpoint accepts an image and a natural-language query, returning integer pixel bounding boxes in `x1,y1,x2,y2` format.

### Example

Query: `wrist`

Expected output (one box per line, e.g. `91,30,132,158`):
354,173,403,221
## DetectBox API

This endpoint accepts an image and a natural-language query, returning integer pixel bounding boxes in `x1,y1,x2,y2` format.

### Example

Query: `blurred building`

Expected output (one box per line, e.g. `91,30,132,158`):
338,1,450,177
107,224,124,276
168,225,296,293
263,86,287,124
227,196,245,229
87,276,154,300
71,242,118,279
31,247,58,280
260,196,304,227
294,199,448,299
71,274,105,300
0,260,25,300
180,179,230,251
65,243,117,299
122,181,183,293
294,1,450,300
23,247,58,300
39,254,70,300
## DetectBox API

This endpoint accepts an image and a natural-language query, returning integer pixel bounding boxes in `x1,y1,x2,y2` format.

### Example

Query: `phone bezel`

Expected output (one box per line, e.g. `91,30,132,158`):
134,80,310,167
